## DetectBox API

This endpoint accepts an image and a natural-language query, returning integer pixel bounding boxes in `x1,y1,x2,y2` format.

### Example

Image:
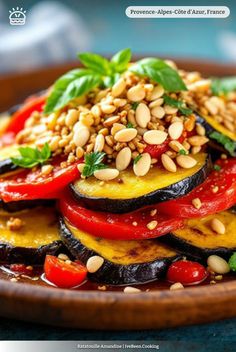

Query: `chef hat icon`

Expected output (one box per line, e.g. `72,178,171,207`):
9,7,26,25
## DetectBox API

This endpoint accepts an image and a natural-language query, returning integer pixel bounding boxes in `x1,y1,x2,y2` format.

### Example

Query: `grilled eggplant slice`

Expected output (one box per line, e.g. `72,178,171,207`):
161,210,236,259
0,199,54,214
0,207,64,264
60,218,182,285
0,144,22,175
196,114,236,156
71,153,212,213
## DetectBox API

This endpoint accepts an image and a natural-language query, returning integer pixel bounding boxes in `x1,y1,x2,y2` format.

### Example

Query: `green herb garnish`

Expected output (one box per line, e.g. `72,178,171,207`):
229,253,236,272
126,122,134,128
211,77,236,96
213,164,221,171
131,102,139,111
209,131,236,157
82,152,107,177
44,48,131,114
134,155,142,164
178,149,187,155
163,95,192,116
11,143,51,168
129,58,187,92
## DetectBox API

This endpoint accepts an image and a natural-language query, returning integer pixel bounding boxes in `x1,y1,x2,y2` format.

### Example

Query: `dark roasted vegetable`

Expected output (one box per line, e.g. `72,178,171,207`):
0,199,54,214
196,114,236,156
60,218,182,285
160,210,236,259
70,153,212,213
0,207,64,264
0,144,21,175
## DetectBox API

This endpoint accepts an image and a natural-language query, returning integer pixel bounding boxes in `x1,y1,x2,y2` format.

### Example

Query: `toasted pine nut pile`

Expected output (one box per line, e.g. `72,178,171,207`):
15,61,236,180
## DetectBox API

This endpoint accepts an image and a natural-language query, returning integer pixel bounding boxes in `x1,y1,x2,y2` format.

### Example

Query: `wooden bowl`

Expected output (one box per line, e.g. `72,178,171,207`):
0,59,236,330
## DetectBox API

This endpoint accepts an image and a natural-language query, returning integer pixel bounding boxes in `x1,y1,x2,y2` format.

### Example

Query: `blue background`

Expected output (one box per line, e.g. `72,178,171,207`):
1,0,236,346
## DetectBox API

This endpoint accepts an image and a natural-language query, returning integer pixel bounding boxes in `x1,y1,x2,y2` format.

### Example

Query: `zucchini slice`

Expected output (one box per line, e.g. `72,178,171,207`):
0,207,64,264
60,218,182,285
161,210,236,259
71,153,212,213
197,114,236,156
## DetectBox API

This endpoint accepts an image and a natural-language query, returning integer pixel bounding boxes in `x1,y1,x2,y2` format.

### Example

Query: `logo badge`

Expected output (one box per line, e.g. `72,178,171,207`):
9,7,26,25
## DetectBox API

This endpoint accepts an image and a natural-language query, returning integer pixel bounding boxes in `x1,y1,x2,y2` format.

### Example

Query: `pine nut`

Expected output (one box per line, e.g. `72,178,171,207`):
205,99,218,115
86,256,104,273
73,126,90,147
188,135,209,146
128,110,137,126
116,147,132,171
192,198,202,209
170,282,184,291
176,155,197,169
149,85,164,100
196,123,206,136
111,78,126,97
49,136,60,151
169,140,188,153
127,85,146,102
41,164,53,175
147,220,158,230
114,128,137,142
77,163,85,173
65,109,79,127
135,103,151,128
168,121,184,140
80,113,94,127
123,286,141,293
207,255,230,274
143,130,168,145
94,134,105,152
149,98,164,108
133,153,151,176
103,115,120,127
76,146,84,159
151,106,165,119
100,104,116,114
161,154,177,173
94,168,119,181
91,105,101,118
210,218,225,235
191,146,201,154
164,105,178,114
111,123,126,136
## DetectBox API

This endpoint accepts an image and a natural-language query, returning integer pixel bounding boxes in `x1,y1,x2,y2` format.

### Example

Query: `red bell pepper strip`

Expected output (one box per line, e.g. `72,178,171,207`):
157,158,236,218
6,95,46,135
60,192,184,240
44,255,87,288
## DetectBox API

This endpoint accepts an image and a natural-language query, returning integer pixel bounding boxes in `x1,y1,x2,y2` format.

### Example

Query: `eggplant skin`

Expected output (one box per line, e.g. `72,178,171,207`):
59,218,182,285
0,159,19,175
70,153,212,214
0,199,54,213
0,240,64,265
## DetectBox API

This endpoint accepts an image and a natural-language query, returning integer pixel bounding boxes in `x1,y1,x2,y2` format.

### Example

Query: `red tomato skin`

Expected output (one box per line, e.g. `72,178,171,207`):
44,255,87,289
167,260,207,285
10,264,33,276
6,95,46,134
157,158,236,218
59,192,184,240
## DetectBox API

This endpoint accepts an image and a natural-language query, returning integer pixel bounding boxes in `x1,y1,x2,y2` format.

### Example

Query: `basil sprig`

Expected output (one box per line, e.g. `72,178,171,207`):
82,152,107,177
163,94,192,116
11,143,51,168
129,58,187,92
44,49,131,114
211,77,236,96
209,131,236,157
229,253,236,272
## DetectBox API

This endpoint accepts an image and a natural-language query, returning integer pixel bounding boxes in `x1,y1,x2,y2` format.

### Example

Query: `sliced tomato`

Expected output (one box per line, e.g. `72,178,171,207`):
0,158,81,202
10,263,33,276
44,255,87,288
6,95,46,135
157,158,236,218
60,192,184,240
167,260,207,285
144,133,187,159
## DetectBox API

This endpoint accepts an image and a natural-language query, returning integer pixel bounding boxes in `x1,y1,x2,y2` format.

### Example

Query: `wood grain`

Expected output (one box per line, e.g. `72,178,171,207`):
0,59,236,329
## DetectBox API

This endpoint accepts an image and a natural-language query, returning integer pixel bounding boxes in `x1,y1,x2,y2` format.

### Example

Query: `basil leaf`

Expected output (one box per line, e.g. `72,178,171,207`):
209,131,236,157
130,58,187,92
11,143,51,169
211,77,236,96
44,69,90,114
51,74,102,113
229,253,236,272
40,143,51,160
78,52,110,75
82,152,107,177
134,155,142,164
111,48,131,73
178,149,187,155
163,95,193,116
103,73,120,88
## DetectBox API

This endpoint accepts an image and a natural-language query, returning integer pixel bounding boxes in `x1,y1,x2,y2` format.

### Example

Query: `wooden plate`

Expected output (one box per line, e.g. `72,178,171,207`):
0,59,236,330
